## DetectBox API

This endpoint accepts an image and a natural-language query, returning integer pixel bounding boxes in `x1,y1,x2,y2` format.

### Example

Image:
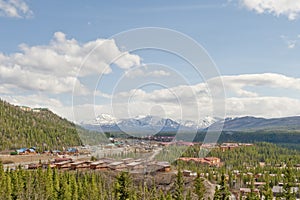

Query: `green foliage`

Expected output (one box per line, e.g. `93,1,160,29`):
213,174,231,200
194,172,205,200
182,142,300,169
246,179,260,200
283,161,297,200
262,176,273,200
0,99,82,150
194,130,300,146
115,171,132,200
77,126,109,146
173,169,184,200
0,166,119,200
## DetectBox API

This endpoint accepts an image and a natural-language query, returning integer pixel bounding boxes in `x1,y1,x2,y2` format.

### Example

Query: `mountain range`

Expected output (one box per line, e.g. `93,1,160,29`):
81,114,217,135
81,114,300,134
208,116,300,131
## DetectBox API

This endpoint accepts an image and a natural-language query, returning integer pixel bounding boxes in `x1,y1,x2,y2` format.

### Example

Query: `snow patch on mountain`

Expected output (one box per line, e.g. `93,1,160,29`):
82,114,217,131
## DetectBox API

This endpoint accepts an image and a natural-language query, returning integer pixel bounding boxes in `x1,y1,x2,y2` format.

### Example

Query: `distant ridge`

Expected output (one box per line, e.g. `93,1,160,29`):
208,116,300,131
83,114,300,133
81,114,217,134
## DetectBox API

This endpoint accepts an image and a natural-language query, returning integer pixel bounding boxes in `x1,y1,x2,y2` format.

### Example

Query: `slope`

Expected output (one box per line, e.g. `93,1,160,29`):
0,99,82,150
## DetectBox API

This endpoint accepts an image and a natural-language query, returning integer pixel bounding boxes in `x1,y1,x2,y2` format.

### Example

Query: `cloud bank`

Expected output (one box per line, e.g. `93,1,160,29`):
0,32,141,95
1,32,299,121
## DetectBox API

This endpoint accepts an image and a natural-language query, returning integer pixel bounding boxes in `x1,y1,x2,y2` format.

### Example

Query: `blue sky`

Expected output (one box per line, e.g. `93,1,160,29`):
1,0,300,122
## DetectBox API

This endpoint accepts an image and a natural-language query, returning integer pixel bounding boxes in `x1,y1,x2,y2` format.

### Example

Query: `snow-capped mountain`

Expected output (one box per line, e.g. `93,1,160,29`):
95,114,118,125
81,114,118,126
117,115,180,129
81,114,217,133
178,116,217,129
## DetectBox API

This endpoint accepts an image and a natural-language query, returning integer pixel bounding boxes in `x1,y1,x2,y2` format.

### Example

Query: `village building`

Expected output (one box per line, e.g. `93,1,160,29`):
108,161,126,170
16,147,37,155
90,160,108,170
178,157,222,167
70,161,92,170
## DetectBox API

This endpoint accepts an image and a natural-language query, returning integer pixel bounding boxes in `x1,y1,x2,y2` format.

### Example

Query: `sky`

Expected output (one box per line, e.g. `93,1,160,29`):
1,0,300,123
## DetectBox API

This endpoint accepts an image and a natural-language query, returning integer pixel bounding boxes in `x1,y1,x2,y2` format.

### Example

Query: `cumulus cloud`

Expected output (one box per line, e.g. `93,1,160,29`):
4,71,300,121
0,0,33,18
217,73,300,91
105,73,300,120
226,97,300,118
0,64,88,94
205,73,300,101
115,73,300,104
240,0,300,20
2,94,63,111
0,32,141,95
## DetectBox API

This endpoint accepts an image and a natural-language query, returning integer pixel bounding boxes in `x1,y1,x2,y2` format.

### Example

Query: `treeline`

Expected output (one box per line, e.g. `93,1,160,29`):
194,130,300,148
0,99,82,150
0,162,207,200
0,161,296,200
181,142,300,169
178,143,300,199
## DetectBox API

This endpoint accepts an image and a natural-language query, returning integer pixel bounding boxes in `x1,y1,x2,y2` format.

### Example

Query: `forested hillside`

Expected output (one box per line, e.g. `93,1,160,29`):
193,130,300,150
0,99,82,150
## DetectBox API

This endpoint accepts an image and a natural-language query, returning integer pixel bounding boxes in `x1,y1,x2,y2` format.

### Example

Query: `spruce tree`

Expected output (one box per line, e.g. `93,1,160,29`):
246,179,260,200
283,161,296,200
5,173,13,200
213,173,230,200
194,172,205,200
115,171,131,200
263,176,273,200
173,169,184,200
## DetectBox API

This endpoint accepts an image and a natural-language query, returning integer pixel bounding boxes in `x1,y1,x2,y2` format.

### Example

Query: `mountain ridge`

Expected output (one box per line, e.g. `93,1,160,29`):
82,114,300,134
81,114,217,134
208,115,300,131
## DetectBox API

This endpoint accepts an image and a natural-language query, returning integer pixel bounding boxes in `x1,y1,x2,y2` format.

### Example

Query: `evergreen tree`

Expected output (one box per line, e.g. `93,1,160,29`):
70,174,79,200
246,179,260,200
283,161,296,200
194,172,205,200
115,171,131,200
213,173,230,200
173,169,184,200
52,168,60,199
45,166,54,200
263,176,273,200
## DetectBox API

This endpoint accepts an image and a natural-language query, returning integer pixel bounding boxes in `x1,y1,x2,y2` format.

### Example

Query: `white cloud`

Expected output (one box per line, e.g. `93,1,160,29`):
226,97,300,118
3,72,300,121
104,73,300,121
2,94,63,110
240,0,300,20
0,63,89,94
0,32,141,95
219,73,300,91
0,0,33,18
125,67,171,79
206,73,300,101
148,70,171,77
